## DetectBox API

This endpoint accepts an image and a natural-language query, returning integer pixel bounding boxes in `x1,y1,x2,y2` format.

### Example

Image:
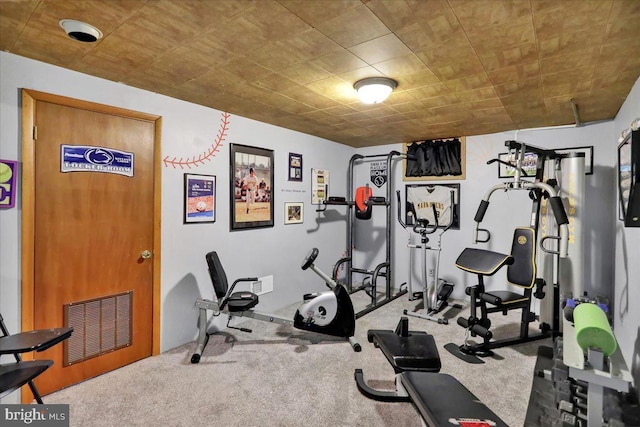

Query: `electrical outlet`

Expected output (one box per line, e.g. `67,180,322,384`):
428,268,434,277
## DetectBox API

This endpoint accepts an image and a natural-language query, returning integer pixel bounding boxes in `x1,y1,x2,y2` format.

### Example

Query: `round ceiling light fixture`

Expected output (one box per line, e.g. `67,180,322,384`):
59,19,103,42
354,77,398,104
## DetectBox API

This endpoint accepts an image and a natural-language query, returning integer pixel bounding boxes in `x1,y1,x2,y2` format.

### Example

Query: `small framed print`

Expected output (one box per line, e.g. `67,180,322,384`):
284,202,303,224
498,152,538,178
184,173,216,224
288,152,303,182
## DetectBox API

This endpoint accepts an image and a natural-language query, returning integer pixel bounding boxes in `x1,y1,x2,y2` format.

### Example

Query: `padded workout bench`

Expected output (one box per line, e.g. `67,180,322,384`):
355,317,507,427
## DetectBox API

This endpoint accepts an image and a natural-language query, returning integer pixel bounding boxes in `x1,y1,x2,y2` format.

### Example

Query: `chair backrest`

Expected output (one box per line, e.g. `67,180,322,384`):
507,227,536,288
205,251,229,299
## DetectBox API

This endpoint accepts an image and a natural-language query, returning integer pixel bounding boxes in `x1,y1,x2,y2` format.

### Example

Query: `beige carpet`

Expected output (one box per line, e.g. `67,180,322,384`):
44,291,549,426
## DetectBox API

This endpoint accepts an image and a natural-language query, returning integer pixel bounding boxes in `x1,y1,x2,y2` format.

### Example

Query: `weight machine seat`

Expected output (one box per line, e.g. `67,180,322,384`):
400,371,508,427
455,248,514,276
206,251,259,312
367,320,441,373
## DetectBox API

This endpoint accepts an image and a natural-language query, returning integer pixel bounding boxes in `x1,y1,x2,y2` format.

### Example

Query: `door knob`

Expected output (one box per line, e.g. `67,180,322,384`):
141,250,152,259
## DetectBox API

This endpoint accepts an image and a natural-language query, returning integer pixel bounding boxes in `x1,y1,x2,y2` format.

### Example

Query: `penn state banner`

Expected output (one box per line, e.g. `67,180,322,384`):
60,145,134,177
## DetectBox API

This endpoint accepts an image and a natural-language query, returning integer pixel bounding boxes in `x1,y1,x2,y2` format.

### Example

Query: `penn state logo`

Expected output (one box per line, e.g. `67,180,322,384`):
84,148,114,165
518,236,527,245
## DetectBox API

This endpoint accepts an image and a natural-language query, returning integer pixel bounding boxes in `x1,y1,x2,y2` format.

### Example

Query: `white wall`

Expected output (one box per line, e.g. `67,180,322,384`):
0,53,355,404
612,76,640,388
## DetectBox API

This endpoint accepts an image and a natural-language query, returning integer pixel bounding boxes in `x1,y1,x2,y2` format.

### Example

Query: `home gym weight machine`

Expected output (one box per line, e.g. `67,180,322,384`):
191,247,361,363
396,187,461,324
449,140,586,359
320,151,408,319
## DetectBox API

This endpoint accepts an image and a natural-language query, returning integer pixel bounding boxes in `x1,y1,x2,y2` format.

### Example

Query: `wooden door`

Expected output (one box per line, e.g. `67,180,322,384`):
21,90,161,399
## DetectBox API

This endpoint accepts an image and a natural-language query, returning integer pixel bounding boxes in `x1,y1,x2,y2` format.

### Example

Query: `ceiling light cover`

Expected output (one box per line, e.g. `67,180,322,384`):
354,77,398,104
59,20,103,42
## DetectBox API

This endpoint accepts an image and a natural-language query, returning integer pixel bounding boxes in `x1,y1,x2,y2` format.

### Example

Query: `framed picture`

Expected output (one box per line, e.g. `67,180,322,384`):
288,152,303,182
0,159,18,209
230,144,274,230
311,168,329,204
498,152,538,178
284,202,304,224
555,146,594,175
404,183,460,230
403,137,466,181
184,174,216,224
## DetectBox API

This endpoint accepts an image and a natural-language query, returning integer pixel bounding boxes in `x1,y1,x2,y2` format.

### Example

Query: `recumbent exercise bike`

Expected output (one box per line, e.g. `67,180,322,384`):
191,247,360,363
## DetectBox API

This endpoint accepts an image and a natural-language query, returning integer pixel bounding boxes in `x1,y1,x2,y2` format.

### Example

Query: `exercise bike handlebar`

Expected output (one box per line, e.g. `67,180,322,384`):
301,247,339,289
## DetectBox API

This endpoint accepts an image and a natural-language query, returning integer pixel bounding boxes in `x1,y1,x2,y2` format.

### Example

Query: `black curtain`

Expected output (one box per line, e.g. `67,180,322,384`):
405,138,462,177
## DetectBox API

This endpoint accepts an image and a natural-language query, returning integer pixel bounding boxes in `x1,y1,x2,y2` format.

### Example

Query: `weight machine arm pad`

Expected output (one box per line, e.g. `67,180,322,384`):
455,248,514,276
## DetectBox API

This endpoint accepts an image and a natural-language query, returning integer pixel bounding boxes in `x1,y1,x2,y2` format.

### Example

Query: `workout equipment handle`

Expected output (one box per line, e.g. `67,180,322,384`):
396,190,406,229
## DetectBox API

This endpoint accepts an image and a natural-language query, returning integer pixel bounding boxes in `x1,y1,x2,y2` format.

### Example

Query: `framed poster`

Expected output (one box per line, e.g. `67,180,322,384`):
402,137,466,181
311,168,329,205
288,152,303,182
0,159,18,209
555,146,594,175
230,144,274,230
284,202,303,224
184,174,216,224
498,152,538,178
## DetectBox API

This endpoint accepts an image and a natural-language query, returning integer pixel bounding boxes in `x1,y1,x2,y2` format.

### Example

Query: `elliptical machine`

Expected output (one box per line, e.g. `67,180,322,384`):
191,248,360,363
396,189,461,324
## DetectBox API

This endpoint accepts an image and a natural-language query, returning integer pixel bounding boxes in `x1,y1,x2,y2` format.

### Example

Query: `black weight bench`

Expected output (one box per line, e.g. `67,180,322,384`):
355,317,507,426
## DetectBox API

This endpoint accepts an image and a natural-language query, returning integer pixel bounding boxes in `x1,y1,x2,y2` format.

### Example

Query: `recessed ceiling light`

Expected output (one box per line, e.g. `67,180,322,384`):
354,77,398,104
59,19,103,43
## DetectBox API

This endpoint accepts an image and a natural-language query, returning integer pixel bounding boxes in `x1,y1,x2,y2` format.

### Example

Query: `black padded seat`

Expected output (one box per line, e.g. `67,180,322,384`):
400,372,508,427
225,292,259,312
367,317,441,373
455,248,514,275
0,361,53,400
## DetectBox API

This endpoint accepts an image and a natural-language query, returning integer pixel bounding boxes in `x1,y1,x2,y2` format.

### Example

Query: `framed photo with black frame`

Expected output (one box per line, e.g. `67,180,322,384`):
230,144,274,231
288,152,303,182
555,146,594,175
184,173,216,224
618,130,640,226
404,183,460,230
498,152,538,178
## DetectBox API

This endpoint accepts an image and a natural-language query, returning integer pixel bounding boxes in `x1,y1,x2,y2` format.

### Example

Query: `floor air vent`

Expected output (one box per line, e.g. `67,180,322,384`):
63,291,132,366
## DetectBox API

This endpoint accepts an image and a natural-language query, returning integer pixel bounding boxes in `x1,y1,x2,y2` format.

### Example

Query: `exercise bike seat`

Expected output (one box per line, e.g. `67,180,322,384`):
367,317,441,373
224,292,259,312
455,248,514,276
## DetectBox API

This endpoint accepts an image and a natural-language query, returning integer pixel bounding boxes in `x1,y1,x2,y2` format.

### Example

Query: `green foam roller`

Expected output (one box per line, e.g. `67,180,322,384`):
573,303,617,356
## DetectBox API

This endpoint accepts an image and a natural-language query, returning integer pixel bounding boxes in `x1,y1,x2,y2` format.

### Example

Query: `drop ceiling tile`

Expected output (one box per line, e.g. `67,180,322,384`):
310,50,369,75
373,54,430,77
349,34,412,64
449,0,531,35
279,62,333,85
365,0,453,32
316,4,390,48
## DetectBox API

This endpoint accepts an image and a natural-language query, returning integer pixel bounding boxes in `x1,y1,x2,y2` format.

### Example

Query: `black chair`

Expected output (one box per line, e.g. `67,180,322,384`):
0,313,73,403
206,250,259,313
454,227,548,357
